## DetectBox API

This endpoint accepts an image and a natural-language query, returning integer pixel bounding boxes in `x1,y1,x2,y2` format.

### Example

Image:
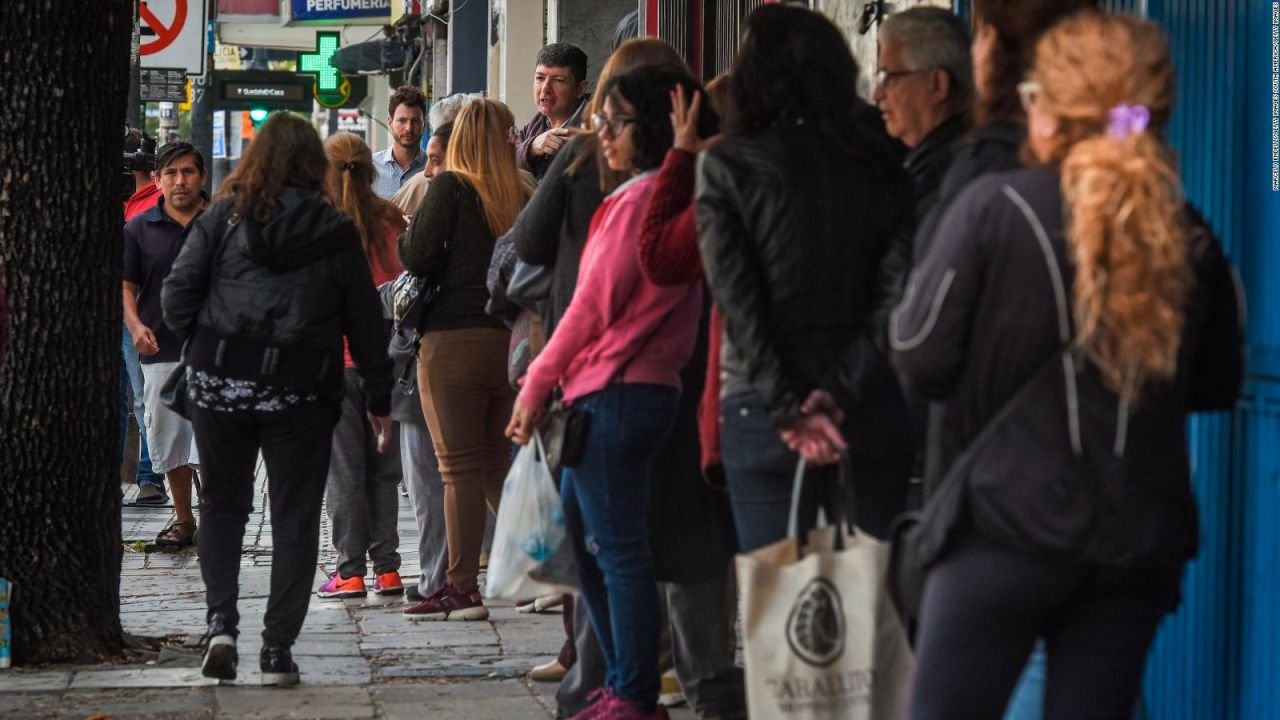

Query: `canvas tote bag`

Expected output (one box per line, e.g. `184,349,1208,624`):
737,458,913,720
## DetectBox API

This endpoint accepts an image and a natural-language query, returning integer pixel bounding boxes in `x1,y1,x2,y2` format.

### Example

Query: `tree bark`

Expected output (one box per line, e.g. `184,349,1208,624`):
0,0,132,664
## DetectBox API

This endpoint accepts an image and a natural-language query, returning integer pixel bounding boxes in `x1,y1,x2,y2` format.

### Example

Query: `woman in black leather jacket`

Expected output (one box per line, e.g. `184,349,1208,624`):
696,4,915,551
163,113,393,687
893,13,1243,717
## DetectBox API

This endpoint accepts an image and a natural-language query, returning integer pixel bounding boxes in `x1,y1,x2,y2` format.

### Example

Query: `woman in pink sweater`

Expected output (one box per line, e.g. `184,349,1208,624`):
507,65,708,720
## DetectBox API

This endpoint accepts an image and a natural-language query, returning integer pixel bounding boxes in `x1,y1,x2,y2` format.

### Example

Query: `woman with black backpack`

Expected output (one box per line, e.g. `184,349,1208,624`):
163,112,393,687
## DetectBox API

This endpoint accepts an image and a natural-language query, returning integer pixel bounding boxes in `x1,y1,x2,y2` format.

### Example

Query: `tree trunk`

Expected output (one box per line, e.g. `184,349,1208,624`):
0,0,132,664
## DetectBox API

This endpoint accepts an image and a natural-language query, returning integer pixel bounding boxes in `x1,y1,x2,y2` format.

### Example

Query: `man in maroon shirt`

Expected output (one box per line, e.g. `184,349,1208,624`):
120,128,168,504
514,43,590,180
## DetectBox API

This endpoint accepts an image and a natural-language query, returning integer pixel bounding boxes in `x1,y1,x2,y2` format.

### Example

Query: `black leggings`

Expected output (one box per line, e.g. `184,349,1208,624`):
193,401,339,647
909,536,1182,720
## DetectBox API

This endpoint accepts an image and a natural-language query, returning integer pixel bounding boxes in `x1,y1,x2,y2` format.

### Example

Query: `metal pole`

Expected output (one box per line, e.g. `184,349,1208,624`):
189,0,215,191
126,0,142,128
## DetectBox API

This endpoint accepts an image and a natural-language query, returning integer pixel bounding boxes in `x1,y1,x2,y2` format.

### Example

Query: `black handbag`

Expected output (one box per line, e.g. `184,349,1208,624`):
507,259,553,313
886,348,1065,633
540,397,591,471
384,263,447,389
537,298,679,471
159,342,191,419
388,184,464,388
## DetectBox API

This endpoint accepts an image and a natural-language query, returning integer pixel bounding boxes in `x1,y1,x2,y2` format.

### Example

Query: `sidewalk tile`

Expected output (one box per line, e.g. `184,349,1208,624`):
215,686,374,719
71,667,220,689
0,670,73,691
374,681,550,719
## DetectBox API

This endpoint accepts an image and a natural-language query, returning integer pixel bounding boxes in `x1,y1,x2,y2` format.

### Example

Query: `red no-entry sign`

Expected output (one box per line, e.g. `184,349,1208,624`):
139,0,206,75
140,0,188,56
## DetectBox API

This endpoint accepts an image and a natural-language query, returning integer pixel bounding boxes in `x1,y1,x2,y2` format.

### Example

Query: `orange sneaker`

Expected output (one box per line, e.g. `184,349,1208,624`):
373,571,404,596
317,572,366,599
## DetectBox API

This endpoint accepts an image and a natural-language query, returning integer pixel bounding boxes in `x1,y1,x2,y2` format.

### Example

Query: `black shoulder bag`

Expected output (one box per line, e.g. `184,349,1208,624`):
540,303,680,471
885,347,1065,634
385,182,464,390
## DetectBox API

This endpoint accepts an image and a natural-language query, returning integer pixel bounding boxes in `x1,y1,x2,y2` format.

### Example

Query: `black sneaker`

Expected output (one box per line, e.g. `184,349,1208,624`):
260,645,300,687
200,616,238,681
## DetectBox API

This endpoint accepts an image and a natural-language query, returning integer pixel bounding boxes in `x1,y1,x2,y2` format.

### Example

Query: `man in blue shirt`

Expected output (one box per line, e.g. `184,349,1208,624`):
373,85,428,199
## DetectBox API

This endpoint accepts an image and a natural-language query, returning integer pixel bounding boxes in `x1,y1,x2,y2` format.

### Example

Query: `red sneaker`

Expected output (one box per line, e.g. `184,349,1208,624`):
599,695,669,720
373,571,404,596
402,583,489,621
316,572,366,599
568,688,615,720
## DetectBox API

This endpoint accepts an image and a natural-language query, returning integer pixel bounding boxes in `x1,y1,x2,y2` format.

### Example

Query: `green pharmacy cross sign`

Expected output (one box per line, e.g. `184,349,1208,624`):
298,32,344,104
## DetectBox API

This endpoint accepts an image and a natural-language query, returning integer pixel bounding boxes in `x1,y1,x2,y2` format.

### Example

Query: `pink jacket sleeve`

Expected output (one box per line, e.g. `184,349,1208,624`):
518,197,646,408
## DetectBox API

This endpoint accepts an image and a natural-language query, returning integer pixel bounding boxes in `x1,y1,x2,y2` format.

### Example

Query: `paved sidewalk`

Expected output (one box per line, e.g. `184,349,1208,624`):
0,463,698,719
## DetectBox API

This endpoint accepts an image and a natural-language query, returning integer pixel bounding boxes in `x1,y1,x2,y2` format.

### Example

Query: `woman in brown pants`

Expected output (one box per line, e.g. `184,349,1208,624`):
399,99,531,620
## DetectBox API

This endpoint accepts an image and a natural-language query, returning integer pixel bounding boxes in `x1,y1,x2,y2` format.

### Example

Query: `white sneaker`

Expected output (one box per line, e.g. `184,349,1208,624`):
201,635,237,681
517,593,565,613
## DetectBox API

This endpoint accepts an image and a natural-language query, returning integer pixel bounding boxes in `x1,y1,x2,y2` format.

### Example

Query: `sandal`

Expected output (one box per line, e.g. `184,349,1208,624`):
155,520,197,548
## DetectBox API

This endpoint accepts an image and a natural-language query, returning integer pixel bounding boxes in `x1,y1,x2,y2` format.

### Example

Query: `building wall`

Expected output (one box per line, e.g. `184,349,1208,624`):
553,0,636,90
818,0,954,100
447,0,488,94
488,0,545,122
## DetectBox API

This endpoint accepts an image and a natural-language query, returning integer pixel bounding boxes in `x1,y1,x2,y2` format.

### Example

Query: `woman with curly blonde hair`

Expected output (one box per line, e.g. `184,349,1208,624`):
892,11,1243,717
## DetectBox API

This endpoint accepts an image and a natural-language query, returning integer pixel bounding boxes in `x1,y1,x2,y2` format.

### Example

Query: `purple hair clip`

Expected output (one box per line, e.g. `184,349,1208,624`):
1107,103,1150,140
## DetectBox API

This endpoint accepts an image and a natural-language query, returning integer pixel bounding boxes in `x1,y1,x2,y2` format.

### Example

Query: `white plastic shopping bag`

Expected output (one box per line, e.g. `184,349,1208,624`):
737,459,914,720
484,435,568,600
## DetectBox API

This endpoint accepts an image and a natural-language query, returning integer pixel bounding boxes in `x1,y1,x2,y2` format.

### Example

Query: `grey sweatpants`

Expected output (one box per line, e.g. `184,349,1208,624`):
325,370,402,578
664,571,745,718
400,420,448,596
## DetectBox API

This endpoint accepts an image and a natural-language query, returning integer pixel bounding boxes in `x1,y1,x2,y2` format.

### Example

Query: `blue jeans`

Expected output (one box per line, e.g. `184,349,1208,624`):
561,383,678,712
120,325,163,487
719,391,841,552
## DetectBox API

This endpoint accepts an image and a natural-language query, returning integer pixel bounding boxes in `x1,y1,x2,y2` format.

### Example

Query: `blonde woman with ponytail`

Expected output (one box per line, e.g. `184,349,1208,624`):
892,12,1243,718
315,132,409,602
399,99,532,620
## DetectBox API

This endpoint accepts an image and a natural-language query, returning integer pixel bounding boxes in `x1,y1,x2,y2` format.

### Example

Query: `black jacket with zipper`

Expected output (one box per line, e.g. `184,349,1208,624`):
892,166,1244,567
162,189,394,415
696,116,917,538
508,135,603,335
696,120,915,440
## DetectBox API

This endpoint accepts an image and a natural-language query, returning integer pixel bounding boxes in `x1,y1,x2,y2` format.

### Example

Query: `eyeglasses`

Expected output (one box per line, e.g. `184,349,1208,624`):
875,68,928,88
1018,81,1043,112
592,112,635,138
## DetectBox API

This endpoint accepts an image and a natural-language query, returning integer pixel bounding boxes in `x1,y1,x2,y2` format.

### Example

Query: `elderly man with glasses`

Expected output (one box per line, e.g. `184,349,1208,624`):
873,6,973,232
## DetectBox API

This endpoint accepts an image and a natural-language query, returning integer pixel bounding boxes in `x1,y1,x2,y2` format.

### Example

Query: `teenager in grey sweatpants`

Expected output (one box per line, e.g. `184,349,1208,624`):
325,369,402,584
400,416,448,598
384,342,449,600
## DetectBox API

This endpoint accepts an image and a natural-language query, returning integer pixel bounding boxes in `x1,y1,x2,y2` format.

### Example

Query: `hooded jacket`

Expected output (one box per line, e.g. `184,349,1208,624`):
162,189,393,415
892,166,1244,566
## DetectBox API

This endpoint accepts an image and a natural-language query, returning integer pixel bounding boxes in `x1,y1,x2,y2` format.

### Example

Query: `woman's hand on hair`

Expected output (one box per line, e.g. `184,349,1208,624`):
670,87,718,154
505,397,546,446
